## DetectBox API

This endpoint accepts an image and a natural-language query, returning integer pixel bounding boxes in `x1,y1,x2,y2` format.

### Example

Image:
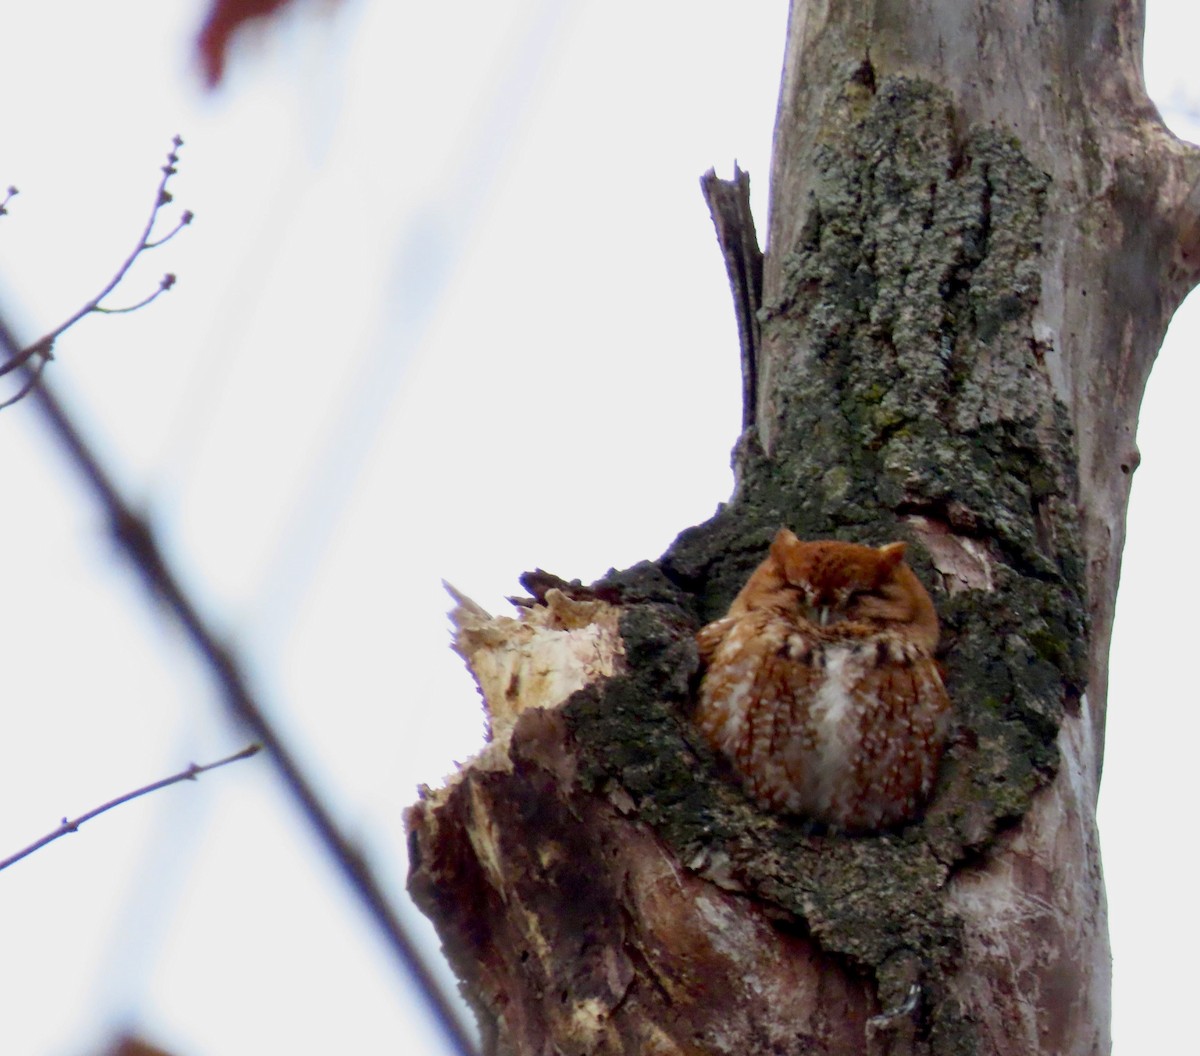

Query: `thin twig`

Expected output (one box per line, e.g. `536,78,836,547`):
95,274,177,314
0,346,50,411
0,138,192,388
0,317,479,1056
0,744,261,874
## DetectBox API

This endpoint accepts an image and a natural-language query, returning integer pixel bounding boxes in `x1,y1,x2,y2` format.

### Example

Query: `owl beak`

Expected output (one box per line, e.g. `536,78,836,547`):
817,606,831,627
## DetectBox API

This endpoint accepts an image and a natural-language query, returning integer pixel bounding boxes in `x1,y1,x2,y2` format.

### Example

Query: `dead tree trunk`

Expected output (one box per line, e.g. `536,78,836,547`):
407,3,1200,1054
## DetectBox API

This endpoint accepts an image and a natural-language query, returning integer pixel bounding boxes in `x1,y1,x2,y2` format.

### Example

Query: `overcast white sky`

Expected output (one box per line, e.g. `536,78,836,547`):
0,2,1193,1053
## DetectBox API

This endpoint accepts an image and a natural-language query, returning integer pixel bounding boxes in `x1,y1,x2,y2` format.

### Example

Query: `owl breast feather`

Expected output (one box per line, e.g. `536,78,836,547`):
695,609,949,831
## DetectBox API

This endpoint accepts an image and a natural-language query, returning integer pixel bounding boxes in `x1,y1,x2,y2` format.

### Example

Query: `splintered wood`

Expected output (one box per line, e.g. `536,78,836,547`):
444,582,625,738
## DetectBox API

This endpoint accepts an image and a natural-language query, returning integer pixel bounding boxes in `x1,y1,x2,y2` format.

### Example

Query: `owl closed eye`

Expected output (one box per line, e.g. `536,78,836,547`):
694,528,951,832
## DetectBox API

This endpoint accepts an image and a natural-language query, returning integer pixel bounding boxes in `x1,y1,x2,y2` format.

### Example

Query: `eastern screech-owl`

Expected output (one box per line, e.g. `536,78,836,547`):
694,529,950,832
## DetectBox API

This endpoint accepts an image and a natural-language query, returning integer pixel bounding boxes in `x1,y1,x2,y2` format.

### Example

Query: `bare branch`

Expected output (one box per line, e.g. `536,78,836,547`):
0,137,193,403
0,744,261,873
700,164,762,434
95,274,177,314
0,345,50,411
30,135,189,345
145,211,194,250
0,316,479,1056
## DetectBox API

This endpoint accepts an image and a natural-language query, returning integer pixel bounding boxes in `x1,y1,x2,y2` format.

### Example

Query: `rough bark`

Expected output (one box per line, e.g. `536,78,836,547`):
408,3,1200,1054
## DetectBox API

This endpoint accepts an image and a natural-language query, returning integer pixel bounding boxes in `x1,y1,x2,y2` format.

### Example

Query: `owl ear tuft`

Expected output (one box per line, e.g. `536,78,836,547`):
877,541,907,571
769,527,800,561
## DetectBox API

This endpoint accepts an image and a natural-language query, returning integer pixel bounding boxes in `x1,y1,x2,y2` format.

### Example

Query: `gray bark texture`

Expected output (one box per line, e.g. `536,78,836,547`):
407,2,1200,1054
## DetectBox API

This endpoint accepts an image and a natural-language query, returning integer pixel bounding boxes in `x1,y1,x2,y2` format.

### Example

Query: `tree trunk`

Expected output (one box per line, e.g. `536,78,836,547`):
407,2,1200,1054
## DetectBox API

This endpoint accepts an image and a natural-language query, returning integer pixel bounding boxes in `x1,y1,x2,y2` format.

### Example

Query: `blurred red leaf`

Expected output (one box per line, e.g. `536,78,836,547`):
197,0,292,86
196,0,299,86
103,1034,179,1056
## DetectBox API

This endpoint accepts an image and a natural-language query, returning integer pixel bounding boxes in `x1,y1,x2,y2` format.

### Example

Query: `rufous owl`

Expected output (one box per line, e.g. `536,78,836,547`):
694,529,950,832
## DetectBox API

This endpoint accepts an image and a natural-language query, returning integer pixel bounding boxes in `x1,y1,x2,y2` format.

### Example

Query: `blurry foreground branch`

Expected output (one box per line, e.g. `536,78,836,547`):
0,326,476,1053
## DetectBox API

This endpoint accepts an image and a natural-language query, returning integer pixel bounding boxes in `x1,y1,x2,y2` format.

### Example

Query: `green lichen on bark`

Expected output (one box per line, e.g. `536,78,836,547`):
758,75,1078,573
562,73,1088,1054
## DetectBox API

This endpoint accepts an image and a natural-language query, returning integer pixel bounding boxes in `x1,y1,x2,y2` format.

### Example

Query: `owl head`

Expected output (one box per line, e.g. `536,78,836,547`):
729,528,940,650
